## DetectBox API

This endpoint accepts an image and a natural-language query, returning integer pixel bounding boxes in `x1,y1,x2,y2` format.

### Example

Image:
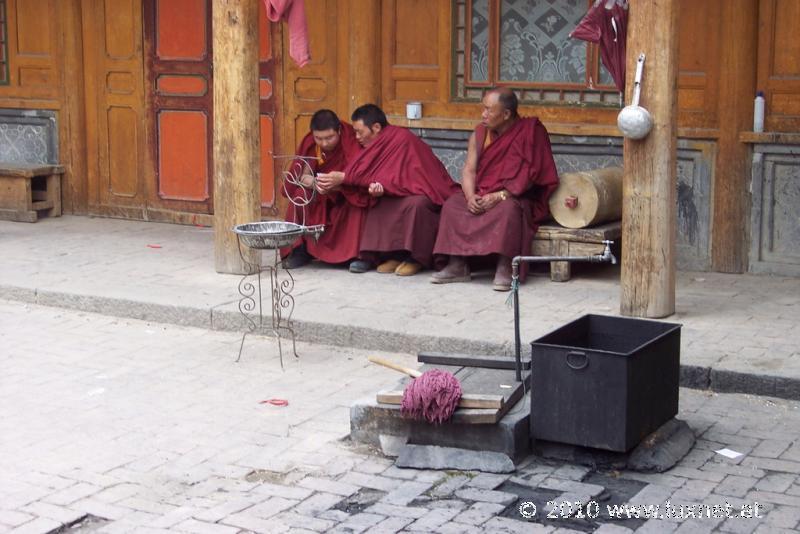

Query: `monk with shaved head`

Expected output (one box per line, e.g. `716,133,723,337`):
431,88,559,291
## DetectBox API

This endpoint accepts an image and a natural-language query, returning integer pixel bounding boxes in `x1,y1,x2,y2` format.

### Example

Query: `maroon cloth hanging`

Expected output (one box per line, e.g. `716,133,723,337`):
570,0,629,93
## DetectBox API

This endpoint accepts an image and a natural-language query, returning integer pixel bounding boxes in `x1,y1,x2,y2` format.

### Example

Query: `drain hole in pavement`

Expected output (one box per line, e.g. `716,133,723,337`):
497,473,648,532
56,514,110,532
333,488,386,514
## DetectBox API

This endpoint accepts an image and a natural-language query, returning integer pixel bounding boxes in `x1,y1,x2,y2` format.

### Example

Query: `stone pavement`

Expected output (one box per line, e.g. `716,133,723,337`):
2,300,800,534
1,216,799,399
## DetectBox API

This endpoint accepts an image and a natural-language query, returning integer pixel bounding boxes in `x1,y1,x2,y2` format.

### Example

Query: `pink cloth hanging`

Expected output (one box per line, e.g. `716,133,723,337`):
570,0,628,92
264,0,310,68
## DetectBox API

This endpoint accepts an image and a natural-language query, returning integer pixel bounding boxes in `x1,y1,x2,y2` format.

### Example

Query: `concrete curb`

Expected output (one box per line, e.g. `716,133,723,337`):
4,284,800,401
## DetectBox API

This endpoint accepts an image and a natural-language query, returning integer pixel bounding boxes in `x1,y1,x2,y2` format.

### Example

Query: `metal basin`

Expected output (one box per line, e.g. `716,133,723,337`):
232,221,324,249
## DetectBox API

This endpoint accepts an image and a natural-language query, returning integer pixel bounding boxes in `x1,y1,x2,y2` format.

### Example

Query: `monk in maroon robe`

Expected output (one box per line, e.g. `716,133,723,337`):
317,104,459,275
431,88,559,291
281,109,368,270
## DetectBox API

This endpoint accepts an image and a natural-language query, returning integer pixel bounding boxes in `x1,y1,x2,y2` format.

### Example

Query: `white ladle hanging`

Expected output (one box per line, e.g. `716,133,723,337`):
617,53,653,140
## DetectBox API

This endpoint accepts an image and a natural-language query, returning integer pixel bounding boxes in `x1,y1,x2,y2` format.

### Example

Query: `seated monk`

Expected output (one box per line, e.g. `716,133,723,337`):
431,88,559,291
281,109,369,271
316,104,459,275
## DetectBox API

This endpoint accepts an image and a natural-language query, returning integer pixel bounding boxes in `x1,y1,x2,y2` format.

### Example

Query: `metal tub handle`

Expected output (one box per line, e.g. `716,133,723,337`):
566,351,589,371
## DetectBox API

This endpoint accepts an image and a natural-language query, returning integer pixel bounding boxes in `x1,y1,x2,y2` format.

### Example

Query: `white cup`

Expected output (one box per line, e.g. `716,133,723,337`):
406,101,422,120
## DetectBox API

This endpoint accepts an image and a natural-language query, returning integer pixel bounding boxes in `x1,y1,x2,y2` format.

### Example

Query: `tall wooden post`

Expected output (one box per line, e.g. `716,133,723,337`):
348,0,381,108
212,0,261,274
620,0,679,318
712,0,758,273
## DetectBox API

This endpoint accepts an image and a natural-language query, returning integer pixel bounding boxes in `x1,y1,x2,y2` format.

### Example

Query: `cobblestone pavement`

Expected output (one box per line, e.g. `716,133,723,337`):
2,300,800,533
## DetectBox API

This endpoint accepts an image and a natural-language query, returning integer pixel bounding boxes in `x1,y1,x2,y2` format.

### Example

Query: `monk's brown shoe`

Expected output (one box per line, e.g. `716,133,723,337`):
377,259,402,273
395,260,423,276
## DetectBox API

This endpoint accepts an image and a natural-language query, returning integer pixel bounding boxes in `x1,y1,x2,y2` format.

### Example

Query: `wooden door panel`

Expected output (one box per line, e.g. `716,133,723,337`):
144,0,213,214
259,1,277,214
85,0,147,212
157,110,209,200
107,106,140,197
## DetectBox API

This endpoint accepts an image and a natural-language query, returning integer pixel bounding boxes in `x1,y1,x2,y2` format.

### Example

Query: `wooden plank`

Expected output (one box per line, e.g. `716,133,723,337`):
535,221,621,242
212,0,260,274
0,165,65,178
454,367,528,423
0,208,38,222
417,352,531,371
621,0,678,318
376,391,504,409
30,200,54,211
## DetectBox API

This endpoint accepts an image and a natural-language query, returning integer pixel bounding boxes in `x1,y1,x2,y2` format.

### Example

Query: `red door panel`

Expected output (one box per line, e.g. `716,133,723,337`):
144,0,213,214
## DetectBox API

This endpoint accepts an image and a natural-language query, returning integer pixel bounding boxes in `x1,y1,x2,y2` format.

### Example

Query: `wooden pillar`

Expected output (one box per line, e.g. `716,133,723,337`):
348,0,381,109
59,0,88,214
212,0,260,274
711,0,758,273
620,0,679,318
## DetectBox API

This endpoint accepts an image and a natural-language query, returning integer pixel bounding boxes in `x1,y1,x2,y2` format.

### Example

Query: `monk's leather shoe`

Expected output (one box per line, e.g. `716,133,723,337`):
377,259,402,273
395,260,423,276
282,245,311,269
349,259,373,273
492,272,512,291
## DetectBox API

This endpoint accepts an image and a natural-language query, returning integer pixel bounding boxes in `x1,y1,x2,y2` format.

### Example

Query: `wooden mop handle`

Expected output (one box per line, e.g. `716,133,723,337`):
367,356,423,378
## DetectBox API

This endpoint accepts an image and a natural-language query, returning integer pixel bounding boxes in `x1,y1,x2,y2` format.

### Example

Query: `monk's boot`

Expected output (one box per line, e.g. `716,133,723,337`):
430,256,471,284
492,255,513,291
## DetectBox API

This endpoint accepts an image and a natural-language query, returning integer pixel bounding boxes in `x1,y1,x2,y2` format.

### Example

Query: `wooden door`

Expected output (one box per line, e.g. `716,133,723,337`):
258,1,279,217
143,0,213,218
83,0,148,217
279,0,342,209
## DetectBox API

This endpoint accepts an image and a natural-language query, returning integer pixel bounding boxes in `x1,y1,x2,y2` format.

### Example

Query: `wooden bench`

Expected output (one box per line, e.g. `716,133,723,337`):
532,220,621,282
0,164,65,222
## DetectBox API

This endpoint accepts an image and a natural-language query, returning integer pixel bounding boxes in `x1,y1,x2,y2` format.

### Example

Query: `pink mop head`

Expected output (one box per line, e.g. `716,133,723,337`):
400,369,463,424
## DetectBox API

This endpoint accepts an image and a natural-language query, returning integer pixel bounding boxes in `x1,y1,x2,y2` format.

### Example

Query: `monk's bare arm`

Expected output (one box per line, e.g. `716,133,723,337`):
462,132,483,214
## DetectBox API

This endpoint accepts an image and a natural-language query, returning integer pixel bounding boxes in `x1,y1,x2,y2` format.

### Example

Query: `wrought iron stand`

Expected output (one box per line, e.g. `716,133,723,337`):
232,155,323,368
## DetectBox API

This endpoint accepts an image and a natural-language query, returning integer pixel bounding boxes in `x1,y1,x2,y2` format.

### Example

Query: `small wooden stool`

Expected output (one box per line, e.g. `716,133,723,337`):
532,221,622,282
0,164,65,222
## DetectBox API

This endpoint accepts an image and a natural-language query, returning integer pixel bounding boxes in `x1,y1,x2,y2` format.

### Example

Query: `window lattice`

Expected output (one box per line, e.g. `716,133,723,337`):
454,0,621,105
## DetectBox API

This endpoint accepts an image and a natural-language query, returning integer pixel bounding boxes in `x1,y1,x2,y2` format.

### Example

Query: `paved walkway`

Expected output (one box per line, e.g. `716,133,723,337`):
1,216,798,399
2,300,800,533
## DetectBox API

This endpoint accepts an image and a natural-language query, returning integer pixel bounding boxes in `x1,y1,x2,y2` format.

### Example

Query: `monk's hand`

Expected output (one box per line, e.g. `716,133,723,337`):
316,171,345,194
477,191,504,212
300,173,315,190
467,194,485,215
368,182,385,197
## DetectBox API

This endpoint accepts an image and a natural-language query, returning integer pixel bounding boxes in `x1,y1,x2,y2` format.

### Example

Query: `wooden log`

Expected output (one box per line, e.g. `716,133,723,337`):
621,0,678,318
549,167,623,229
212,0,261,274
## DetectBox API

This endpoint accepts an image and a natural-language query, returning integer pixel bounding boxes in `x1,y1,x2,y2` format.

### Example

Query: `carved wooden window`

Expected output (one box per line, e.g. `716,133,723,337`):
0,0,8,85
454,0,620,105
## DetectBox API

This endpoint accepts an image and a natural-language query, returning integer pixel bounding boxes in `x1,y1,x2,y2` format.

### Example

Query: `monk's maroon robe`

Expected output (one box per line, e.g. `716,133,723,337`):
433,117,559,264
282,122,368,263
343,125,459,267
